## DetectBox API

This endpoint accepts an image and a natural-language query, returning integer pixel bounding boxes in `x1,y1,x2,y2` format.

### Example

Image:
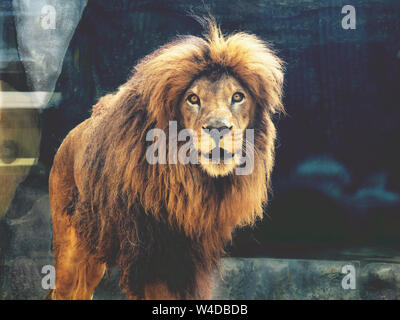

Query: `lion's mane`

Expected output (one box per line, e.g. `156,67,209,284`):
70,19,284,298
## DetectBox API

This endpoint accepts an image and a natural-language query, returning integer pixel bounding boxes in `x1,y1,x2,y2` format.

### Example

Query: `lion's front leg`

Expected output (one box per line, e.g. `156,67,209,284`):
51,221,106,300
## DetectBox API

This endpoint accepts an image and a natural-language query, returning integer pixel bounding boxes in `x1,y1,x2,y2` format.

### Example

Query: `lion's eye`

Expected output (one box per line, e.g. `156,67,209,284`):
232,92,244,103
187,94,200,105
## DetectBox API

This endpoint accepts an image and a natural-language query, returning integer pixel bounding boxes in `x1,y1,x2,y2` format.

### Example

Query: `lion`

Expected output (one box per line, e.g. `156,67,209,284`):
49,18,284,300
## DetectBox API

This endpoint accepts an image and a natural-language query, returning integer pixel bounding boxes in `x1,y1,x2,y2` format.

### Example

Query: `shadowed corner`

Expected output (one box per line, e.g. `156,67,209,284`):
0,217,12,298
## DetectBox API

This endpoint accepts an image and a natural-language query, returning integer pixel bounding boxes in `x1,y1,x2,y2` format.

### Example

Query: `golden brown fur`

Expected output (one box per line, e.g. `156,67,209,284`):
49,18,284,299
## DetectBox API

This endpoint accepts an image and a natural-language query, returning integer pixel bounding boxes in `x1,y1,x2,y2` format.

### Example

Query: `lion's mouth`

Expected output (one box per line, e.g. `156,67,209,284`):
201,147,236,160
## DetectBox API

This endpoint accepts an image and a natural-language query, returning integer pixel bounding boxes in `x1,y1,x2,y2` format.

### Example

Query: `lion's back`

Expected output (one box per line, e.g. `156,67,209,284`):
91,94,113,117
49,116,96,200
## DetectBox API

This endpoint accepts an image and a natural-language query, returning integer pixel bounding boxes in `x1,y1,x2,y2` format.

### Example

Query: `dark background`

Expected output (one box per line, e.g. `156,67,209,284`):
7,0,400,259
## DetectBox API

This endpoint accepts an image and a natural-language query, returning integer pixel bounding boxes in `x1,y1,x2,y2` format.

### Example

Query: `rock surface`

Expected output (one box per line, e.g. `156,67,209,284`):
216,258,400,300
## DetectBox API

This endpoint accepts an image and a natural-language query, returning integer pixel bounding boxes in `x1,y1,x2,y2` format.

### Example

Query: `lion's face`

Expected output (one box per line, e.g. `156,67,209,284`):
179,74,256,177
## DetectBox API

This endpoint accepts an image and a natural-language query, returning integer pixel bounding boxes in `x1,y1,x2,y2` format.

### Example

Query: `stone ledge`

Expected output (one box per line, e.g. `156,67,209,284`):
3,255,400,300
211,258,400,300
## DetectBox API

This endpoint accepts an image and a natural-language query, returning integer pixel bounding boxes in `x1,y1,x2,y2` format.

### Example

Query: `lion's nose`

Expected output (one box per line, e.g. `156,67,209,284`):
203,125,232,135
202,122,233,142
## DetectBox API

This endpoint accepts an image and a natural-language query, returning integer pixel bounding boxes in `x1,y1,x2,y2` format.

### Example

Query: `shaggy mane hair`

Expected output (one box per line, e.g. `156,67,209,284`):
61,18,284,299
